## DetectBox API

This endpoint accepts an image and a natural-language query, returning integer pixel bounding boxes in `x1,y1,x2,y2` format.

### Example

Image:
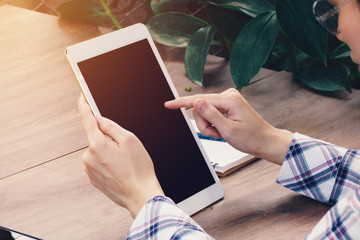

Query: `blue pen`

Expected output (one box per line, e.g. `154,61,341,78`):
197,132,226,142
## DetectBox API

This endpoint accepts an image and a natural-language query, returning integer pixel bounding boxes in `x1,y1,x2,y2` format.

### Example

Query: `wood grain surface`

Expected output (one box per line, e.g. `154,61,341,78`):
1,149,133,240
1,5,360,240
0,5,100,179
241,71,360,150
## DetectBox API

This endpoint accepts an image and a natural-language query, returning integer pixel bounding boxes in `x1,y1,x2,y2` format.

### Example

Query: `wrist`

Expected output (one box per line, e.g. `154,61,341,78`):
127,180,164,218
258,127,294,165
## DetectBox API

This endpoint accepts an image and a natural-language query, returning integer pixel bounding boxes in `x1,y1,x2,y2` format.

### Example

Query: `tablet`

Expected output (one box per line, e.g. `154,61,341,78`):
0,226,41,239
65,23,224,215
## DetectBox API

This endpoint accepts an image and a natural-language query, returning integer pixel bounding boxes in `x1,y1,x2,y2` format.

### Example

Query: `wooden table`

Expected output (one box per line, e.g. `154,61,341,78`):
1,5,360,240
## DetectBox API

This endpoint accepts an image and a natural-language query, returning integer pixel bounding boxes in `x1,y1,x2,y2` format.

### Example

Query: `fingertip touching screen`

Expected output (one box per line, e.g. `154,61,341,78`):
77,39,215,203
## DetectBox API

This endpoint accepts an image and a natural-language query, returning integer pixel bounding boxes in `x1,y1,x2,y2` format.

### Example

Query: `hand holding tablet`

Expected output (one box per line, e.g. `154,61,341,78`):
66,23,224,217
78,94,164,218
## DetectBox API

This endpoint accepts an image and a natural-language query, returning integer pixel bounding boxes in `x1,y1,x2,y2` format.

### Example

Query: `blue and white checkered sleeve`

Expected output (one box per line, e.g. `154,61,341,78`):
127,196,214,240
277,132,360,205
305,189,360,239
277,133,360,239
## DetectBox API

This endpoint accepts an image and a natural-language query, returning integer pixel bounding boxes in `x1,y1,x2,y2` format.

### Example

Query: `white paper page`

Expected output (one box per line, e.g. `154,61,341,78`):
190,120,253,172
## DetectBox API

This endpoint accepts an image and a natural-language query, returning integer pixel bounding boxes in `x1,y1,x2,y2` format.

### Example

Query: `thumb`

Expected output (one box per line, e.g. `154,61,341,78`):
193,98,230,135
96,116,128,143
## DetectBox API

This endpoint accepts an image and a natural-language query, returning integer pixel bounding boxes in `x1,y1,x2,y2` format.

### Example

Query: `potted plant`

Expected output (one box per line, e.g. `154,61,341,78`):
58,0,360,93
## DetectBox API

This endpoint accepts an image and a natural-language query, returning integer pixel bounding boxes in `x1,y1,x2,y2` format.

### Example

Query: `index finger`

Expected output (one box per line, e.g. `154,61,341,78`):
78,94,103,143
164,94,228,111
164,95,199,109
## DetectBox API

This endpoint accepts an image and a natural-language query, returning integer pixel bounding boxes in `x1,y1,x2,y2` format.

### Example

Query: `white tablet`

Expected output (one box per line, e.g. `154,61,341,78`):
65,23,224,215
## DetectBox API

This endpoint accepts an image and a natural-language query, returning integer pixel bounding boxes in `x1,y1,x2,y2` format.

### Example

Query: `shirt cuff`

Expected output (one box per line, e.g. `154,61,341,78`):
127,195,213,239
276,132,347,204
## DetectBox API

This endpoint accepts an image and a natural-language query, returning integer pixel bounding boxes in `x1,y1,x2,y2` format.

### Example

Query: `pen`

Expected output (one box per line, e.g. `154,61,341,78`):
197,132,226,142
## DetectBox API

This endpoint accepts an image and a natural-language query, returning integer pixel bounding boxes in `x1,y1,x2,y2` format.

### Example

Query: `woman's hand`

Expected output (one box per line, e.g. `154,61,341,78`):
78,94,164,218
165,88,293,165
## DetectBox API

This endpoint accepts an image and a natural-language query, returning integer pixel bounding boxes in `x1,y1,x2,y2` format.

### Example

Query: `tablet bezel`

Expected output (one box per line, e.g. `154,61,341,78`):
65,23,224,216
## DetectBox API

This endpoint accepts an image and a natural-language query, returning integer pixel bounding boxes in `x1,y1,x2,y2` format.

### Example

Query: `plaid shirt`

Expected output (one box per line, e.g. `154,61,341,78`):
127,133,360,239
277,133,360,239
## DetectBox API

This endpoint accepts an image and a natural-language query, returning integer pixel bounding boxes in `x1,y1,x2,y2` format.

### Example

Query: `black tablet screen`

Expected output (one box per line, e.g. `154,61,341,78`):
77,39,215,203
0,227,41,240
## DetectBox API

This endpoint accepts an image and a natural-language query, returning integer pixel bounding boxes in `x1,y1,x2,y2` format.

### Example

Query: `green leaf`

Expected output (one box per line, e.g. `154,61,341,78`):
230,11,280,89
146,13,209,47
151,0,188,14
297,60,351,92
276,0,328,63
206,4,252,42
331,43,351,59
185,26,216,86
296,52,311,67
57,0,106,25
151,0,160,14
207,0,274,17
264,47,310,72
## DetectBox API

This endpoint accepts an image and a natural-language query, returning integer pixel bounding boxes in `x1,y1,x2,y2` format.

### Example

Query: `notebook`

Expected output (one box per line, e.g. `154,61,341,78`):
191,120,257,177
